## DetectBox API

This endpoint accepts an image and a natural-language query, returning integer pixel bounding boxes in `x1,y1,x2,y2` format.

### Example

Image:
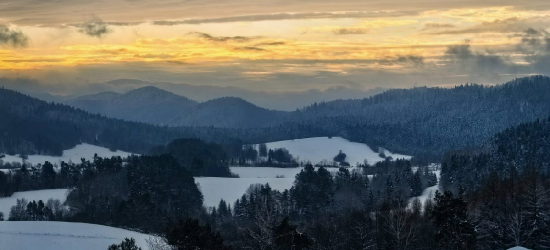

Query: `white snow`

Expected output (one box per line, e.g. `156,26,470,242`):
0,144,135,166
230,166,359,179
255,137,411,166
507,247,530,250
0,189,69,217
409,170,440,207
0,221,151,250
196,177,295,208
201,166,365,208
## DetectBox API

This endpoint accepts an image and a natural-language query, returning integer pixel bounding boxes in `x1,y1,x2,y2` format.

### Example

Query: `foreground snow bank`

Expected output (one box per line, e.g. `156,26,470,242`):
0,189,69,217
255,137,410,166
0,144,134,166
0,221,151,250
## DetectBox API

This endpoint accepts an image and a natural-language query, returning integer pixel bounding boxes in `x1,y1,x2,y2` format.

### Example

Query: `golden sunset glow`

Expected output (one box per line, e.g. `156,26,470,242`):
2,1,550,93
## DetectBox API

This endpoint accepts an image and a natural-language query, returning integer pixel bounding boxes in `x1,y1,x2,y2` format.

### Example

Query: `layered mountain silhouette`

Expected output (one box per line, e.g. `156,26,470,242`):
65,86,285,128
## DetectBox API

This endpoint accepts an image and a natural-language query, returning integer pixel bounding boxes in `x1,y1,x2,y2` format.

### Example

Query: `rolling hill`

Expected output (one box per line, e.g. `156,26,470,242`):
65,86,285,128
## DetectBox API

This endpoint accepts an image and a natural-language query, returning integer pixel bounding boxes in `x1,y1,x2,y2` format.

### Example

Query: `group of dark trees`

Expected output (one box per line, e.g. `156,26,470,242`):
7,198,65,221
185,161,443,250
233,144,300,167
149,138,235,177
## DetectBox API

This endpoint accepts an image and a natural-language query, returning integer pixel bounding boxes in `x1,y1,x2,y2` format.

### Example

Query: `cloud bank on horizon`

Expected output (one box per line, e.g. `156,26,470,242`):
1,0,550,95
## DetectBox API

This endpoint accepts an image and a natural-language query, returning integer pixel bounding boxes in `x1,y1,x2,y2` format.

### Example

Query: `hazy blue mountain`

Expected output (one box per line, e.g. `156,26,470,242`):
65,86,285,128
14,78,384,111
66,86,198,125
171,97,287,128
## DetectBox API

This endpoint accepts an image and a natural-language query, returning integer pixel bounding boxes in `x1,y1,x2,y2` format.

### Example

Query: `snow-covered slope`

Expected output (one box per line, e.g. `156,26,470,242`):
0,221,151,250
196,177,295,208
409,169,440,207
230,166,360,178
0,144,134,166
255,137,411,166
201,166,363,208
0,189,69,217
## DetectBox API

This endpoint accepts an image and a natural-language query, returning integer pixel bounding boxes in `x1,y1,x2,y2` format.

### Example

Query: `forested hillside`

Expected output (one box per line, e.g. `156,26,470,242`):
0,87,248,155
66,87,286,128
65,86,198,125
294,76,550,158
3,76,550,160
61,76,550,160
441,116,550,193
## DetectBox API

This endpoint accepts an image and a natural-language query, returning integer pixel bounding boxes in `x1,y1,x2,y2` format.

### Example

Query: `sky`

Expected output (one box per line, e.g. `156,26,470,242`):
1,0,550,96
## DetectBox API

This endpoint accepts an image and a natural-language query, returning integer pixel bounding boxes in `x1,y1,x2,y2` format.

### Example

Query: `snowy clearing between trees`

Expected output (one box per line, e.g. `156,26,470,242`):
0,221,151,250
409,170,440,207
229,166,360,178
200,166,367,208
0,144,135,166
254,137,411,166
0,189,69,217
196,177,295,208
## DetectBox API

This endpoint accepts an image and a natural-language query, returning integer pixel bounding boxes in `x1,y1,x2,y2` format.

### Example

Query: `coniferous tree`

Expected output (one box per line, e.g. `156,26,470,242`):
432,190,476,250
108,238,142,250
166,218,230,250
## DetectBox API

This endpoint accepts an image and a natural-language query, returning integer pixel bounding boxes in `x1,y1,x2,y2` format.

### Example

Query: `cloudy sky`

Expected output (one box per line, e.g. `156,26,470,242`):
2,0,550,95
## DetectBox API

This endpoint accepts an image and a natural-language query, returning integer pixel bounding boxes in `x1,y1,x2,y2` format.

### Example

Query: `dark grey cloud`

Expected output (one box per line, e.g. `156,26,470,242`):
420,22,456,31
513,28,550,74
430,17,548,35
395,55,425,67
3,58,64,63
189,32,258,42
77,18,111,37
234,46,267,51
332,28,368,35
254,41,286,46
0,25,29,48
152,11,418,25
444,43,513,76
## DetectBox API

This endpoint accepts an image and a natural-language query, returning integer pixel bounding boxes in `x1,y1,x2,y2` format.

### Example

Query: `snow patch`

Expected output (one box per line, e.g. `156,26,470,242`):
0,221,151,250
0,144,135,166
230,166,359,179
255,137,411,166
196,177,295,208
409,169,440,207
0,189,69,217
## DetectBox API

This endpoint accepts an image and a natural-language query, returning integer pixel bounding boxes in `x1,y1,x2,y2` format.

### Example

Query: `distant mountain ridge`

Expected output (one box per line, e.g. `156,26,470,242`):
2,76,550,159
65,86,285,128
66,86,199,126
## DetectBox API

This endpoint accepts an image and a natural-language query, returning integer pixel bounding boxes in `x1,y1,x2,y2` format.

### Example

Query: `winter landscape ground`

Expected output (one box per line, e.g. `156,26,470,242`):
0,144,134,166
255,137,411,166
0,189,69,217
0,221,152,250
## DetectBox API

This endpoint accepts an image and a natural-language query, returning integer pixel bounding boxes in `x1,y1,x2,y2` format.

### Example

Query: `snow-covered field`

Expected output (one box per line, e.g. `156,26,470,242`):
230,166,359,178
409,170,441,207
196,177,295,208
0,221,151,250
255,137,410,166
0,189,69,217
0,144,134,166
